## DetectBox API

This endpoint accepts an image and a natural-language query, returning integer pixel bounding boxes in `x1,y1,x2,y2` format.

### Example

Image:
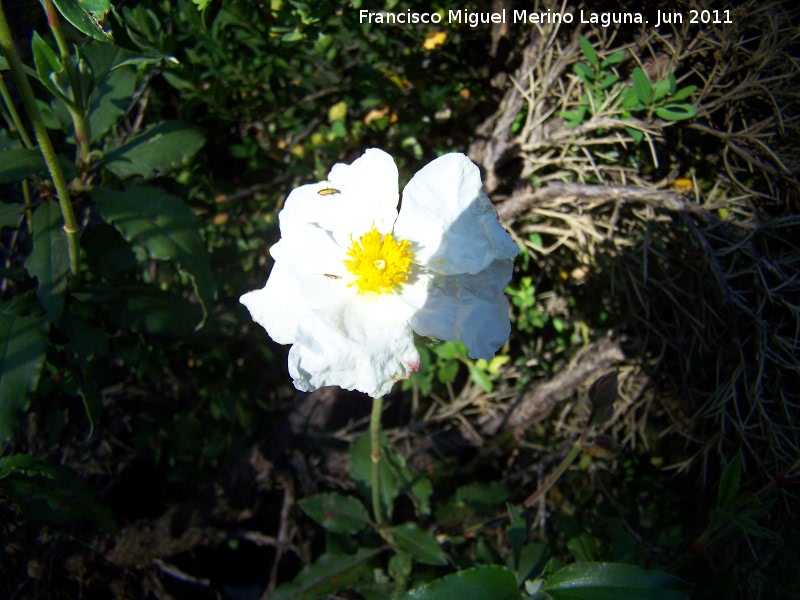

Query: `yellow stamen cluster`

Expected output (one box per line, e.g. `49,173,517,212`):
344,227,412,294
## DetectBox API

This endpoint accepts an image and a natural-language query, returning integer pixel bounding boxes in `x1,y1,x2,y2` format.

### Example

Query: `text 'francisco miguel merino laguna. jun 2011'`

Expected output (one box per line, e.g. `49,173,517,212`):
358,7,734,28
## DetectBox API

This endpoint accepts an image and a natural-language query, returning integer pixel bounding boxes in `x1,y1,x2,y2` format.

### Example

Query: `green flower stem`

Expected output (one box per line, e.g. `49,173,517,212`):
370,395,385,527
43,0,91,162
0,0,81,278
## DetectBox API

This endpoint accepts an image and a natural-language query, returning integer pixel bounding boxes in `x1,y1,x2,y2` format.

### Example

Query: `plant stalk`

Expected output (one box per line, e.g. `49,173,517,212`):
370,395,385,527
43,0,91,162
0,0,81,278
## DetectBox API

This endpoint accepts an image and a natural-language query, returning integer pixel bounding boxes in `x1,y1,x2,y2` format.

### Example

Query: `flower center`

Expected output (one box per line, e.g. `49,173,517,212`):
344,227,412,294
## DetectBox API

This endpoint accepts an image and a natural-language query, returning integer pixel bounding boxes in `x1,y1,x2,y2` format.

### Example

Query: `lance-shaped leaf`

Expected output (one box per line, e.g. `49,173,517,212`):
103,120,205,179
299,493,370,535
52,0,113,42
391,522,447,565
0,310,48,442
400,565,519,600
270,548,377,600
541,562,691,600
27,201,70,322
93,186,215,329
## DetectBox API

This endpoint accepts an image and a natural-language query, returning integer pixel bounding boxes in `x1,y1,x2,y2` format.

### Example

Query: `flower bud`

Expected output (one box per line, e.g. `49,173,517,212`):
588,371,617,423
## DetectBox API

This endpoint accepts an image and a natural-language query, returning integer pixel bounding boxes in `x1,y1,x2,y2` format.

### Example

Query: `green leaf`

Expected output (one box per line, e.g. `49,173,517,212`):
651,79,673,103
598,74,619,90
567,533,598,562
392,522,447,565
541,562,691,600
30,32,72,105
104,120,205,179
270,549,376,600
77,361,101,439
438,358,459,383
455,481,509,516
507,503,526,571
52,0,112,42
624,126,644,144
0,310,48,442
88,66,137,143
27,201,70,322
517,542,550,585
432,340,466,360
717,450,743,509
600,50,625,68
579,37,598,68
0,149,46,184
469,364,493,393
400,565,519,600
654,103,697,121
573,62,595,83
0,203,23,229
621,87,642,111
299,493,370,535
671,85,697,102
349,430,400,516
92,186,215,329
559,110,581,126
0,454,115,530
632,68,652,105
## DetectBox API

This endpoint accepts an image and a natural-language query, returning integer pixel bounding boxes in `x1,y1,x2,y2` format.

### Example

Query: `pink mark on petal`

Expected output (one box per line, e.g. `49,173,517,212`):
407,360,420,374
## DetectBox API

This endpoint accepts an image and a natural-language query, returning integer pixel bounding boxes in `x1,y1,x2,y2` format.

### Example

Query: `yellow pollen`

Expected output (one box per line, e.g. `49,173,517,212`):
344,227,412,294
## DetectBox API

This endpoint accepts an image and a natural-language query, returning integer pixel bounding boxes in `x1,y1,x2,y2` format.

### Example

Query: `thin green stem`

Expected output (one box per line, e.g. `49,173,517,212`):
0,0,80,278
0,72,34,148
370,396,385,528
520,428,588,509
42,0,91,162
463,425,591,537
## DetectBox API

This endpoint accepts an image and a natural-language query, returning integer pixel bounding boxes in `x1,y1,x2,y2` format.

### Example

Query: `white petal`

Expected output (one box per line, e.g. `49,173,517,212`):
240,250,349,345
327,148,400,239
394,153,518,275
409,259,514,359
287,294,420,397
278,149,400,249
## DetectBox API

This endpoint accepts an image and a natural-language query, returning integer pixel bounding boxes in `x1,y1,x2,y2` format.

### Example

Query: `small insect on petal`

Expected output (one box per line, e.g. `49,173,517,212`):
324,274,340,279
318,187,340,196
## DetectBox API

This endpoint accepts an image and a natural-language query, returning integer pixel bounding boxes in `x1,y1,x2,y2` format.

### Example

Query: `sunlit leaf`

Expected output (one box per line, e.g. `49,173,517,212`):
93,186,215,329
579,36,598,68
632,68,652,105
103,120,205,179
52,0,112,42
655,103,697,121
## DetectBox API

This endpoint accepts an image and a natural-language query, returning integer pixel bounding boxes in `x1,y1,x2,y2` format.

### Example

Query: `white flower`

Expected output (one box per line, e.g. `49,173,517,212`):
240,149,518,398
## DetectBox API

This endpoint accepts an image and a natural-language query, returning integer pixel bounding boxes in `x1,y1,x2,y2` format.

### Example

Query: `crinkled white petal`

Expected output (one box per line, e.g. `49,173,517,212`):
394,153,518,276
278,149,400,249
287,294,419,397
407,259,514,359
240,249,349,345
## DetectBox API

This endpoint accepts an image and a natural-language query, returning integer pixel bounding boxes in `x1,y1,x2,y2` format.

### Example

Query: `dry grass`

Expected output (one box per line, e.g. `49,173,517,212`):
457,0,800,475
